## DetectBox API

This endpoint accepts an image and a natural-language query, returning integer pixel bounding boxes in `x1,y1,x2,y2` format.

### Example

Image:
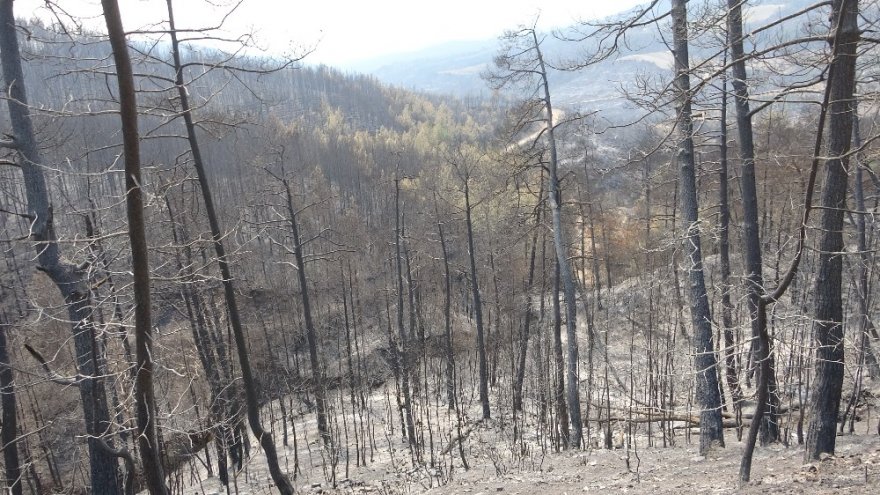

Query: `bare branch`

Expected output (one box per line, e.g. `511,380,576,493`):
23,344,83,387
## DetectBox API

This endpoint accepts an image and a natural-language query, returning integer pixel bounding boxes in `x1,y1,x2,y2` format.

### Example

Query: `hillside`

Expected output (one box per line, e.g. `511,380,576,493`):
0,1,879,494
155,262,880,494
354,0,813,120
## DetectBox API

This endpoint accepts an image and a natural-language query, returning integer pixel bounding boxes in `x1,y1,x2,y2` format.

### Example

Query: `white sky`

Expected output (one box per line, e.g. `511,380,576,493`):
15,0,643,66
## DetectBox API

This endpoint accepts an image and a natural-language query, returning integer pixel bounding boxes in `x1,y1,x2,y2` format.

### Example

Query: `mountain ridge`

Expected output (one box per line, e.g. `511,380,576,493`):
349,0,811,119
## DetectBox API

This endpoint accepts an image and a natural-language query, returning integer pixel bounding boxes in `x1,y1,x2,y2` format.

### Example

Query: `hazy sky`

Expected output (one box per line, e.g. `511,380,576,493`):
16,0,643,66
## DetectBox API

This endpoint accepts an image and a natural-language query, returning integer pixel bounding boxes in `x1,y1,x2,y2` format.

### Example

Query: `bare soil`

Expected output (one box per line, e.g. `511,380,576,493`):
423,432,880,495
168,396,880,495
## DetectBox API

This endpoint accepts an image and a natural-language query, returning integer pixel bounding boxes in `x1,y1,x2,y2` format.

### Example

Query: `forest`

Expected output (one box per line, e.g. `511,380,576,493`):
0,0,879,493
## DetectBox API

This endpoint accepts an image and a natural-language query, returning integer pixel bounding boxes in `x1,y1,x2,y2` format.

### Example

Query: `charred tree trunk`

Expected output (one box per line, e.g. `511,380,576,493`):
277,174,331,445
514,177,543,412
717,61,744,422
533,29,583,447
552,261,569,449
671,0,725,454
0,4,121,492
0,314,22,495
463,179,491,420
727,0,777,445
164,2,293,491
436,205,456,410
102,1,168,491
805,0,859,461
165,197,233,488
851,103,880,381
393,172,418,446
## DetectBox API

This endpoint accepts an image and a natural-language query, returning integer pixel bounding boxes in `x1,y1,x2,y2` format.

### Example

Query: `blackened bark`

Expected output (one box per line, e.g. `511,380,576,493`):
339,263,359,461
513,179,543,412
717,45,743,421
165,198,233,487
164,1,293,491
552,261,569,449
464,180,491,420
101,1,168,492
805,0,859,461
0,314,22,495
279,175,330,444
741,0,845,481
727,0,779,446
0,3,121,492
393,173,418,445
671,0,724,454
851,104,880,381
533,29,583,447
436,212,456,409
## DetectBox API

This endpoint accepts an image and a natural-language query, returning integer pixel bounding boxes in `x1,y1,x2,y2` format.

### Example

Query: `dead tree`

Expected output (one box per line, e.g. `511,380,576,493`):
393,167,419,448
447,147,491,420
488,23,583,447
726,0,778,446
671,0,725,453
0,312,22,495
162,1,295,491
101,0,168,492
268,163,332,446
805,0,859,462
0,3,122,492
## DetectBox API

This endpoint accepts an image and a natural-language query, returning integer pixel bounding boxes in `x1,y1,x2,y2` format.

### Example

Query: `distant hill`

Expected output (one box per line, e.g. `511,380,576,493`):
349,1,807,122
350,33,664,122
350,39,499,97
